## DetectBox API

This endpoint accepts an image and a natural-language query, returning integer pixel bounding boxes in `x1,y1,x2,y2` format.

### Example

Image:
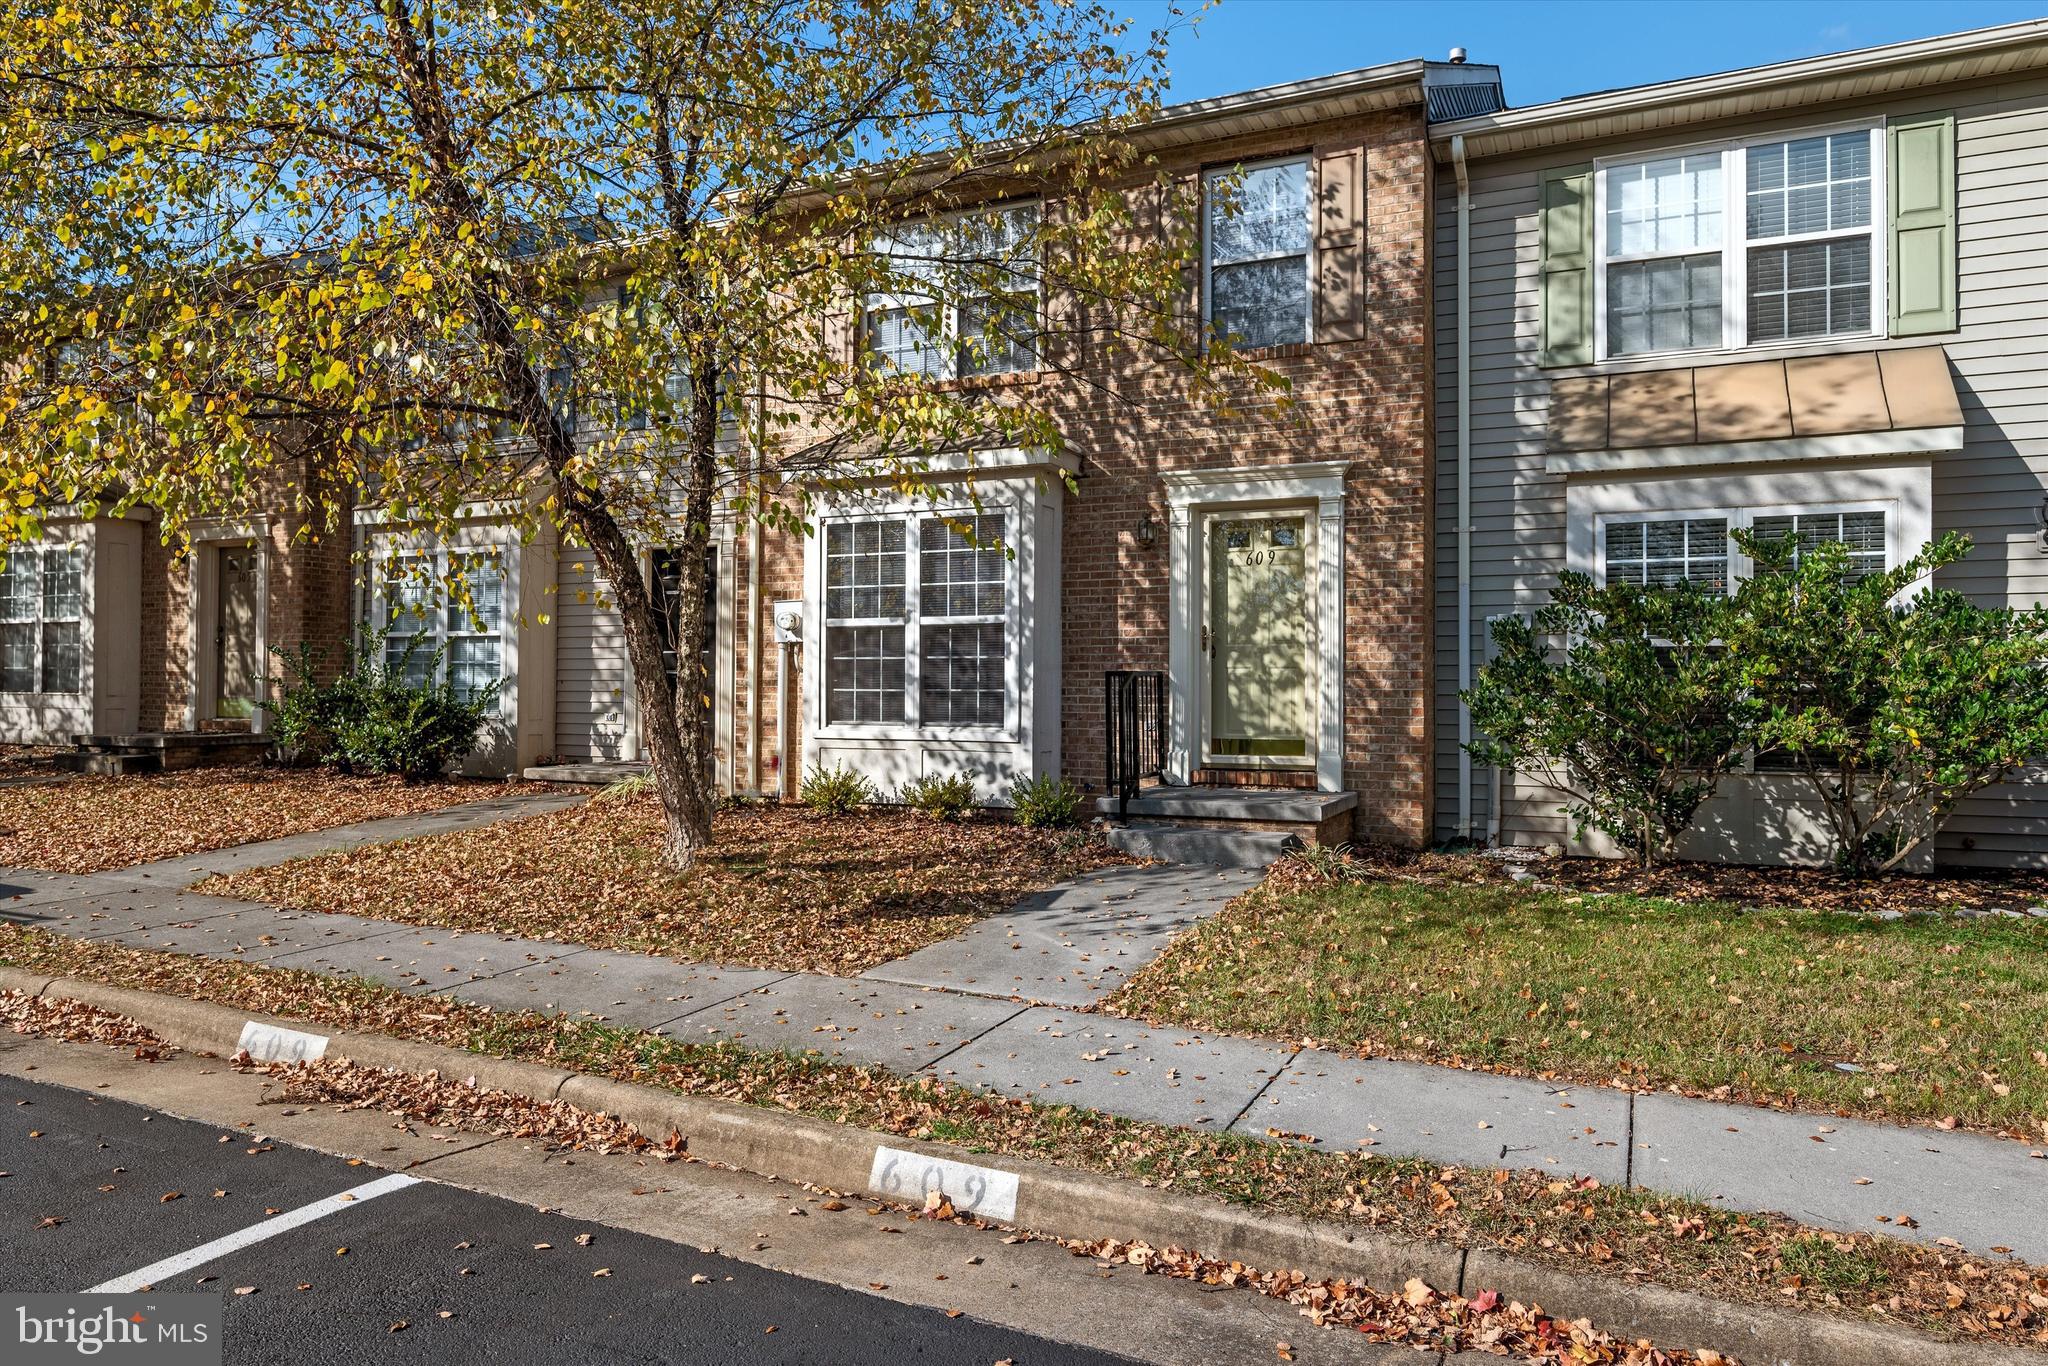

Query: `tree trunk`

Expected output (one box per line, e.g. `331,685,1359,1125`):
382,1,722,868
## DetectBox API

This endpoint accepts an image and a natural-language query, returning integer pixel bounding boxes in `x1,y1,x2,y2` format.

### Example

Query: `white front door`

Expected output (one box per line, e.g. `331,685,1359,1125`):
1201,509,1315,768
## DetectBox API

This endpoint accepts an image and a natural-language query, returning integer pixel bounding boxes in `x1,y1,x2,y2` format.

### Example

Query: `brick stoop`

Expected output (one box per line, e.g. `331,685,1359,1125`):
60,731,271,776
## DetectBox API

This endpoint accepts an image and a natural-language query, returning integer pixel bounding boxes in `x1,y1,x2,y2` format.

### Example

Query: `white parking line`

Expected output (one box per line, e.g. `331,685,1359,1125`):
86,1173,421,1293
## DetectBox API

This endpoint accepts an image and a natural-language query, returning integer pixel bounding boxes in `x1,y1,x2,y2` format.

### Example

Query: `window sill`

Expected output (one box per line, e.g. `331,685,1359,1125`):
814,724,1017,746
1209,340,1316,363
924,370,1042,394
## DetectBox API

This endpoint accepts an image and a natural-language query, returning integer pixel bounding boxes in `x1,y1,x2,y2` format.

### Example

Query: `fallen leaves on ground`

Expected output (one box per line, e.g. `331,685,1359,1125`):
235,1054,676,1159
201,794,1127,975
1059,1237,1718,1363
0,768,553,874
8,924,2046,1352
0,988,176,1057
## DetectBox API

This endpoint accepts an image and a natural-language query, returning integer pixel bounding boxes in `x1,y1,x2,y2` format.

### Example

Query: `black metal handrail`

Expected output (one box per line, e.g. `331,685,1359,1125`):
1105,670,1167,819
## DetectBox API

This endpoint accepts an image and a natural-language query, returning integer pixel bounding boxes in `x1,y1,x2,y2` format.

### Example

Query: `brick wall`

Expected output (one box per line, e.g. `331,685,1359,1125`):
731,105,1437,844
137,453,354,732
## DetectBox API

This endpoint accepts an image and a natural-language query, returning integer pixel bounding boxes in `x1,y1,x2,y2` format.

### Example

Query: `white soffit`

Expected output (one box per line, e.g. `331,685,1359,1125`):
1431,20,2048,160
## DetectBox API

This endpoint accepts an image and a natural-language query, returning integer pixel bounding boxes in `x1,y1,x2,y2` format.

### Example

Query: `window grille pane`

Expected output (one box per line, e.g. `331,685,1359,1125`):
1747,238,1869,343
448,555,504,633
39,621,80,693
825,625,905,724
958,296,1035,376
1606,153,1723,257
1752,511,1886,579
41,547,81,622
1604,517,1728,592
865,305,947,377
1746,132,1872,240
446,635,501,703
1210,257,1309,350
0,623,33,692
919,515,1004,618
920,623,1004,726
824,520,906,620
1208,160,1310,265
1607,254,1721,355
0,549,39,623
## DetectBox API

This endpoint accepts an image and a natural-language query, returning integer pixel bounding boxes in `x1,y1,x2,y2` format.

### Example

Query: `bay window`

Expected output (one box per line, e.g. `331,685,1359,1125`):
1204,157,1311,350
823,513,1008,731
1597,127,1882,358
866,204,1039,381
0,545,83,694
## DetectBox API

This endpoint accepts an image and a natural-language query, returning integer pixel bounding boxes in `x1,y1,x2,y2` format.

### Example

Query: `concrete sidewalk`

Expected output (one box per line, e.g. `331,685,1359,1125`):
1,793,2042,1265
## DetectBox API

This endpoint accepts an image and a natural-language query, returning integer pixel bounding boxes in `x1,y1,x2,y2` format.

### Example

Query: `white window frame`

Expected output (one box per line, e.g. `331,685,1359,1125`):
816,505,1014,741
1201,154,1315,351
864,202,1041,382
0,544,84,696
374,548,506,711
1593,498,1899,593
1592,121,1887,362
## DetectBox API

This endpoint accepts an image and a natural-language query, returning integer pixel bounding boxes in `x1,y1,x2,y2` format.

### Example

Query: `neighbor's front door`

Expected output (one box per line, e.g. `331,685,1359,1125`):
214,546,259,721
1202,511,1313,767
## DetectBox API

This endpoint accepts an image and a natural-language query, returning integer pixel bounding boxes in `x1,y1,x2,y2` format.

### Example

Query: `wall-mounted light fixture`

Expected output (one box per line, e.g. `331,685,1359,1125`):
2036,496,2048,553
1135,513,1156,548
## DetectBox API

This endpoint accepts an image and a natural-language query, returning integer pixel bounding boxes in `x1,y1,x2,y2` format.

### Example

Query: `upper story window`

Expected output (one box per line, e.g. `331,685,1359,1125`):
1204,157,1311,350
1597,127,1882,359
866,204,1039,381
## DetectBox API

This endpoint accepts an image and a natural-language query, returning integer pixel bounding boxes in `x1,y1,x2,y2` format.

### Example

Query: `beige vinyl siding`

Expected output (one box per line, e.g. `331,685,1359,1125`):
553,554,633,761
1435,72,2048,867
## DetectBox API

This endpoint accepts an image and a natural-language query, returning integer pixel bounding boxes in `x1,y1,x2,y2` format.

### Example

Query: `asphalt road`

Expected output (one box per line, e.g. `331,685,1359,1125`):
4,1076,1130,1366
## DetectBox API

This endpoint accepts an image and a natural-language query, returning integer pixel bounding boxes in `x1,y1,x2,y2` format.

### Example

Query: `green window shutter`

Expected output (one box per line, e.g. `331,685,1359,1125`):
1888,111,1957,336
1539,164,1594,367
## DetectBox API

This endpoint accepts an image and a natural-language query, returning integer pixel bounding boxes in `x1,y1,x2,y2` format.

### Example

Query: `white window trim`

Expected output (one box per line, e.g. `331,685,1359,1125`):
1591,120,1887,363
373,547,508,712
1592,498,1908,594
864,201,1042,382
0,542,86,696
1201,153,1316,350
813,503,1016,742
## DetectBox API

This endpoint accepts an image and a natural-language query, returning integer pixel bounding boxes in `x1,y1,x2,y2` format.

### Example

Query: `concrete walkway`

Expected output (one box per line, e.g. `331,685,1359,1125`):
1,793,2043,1266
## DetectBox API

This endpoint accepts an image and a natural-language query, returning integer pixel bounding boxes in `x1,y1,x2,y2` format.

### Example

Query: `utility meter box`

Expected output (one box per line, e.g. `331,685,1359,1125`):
771,600,804,645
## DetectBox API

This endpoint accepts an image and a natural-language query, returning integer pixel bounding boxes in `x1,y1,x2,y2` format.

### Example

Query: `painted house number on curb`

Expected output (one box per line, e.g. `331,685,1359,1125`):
868,1146,1019,1222
236,1021,330,1064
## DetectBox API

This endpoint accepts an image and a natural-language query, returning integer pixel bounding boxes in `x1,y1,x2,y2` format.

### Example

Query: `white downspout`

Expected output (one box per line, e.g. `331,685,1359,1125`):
1452,134,1475,843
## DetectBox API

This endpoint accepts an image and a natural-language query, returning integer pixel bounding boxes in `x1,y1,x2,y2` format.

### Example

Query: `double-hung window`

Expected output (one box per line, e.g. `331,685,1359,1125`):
823,513,1008,731
1598,506,1889,594
866,204,1039,381
379,550,505,706
1597,127,1882,358
1204,157,1311,350
0,545,83,694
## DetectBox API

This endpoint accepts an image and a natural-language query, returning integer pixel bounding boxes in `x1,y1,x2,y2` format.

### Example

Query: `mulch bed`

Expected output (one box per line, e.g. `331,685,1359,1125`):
1342,843,2048,917
201,793,1126,976
0,767,551,874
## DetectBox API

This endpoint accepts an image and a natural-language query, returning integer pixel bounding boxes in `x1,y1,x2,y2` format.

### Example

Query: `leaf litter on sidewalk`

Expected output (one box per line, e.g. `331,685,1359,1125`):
4,923,2045,1352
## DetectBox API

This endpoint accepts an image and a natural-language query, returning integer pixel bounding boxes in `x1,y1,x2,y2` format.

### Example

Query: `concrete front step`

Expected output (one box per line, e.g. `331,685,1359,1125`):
1104,822,1300,869
55,750,163,777
68,732,270,771
522,759,651,786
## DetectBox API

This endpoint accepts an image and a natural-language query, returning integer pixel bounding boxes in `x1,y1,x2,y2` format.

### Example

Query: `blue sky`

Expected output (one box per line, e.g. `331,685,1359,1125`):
1150,1,2048,107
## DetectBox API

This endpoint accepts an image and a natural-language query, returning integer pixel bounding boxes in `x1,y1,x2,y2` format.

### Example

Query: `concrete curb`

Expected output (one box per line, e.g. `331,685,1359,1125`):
3,967,2034,1366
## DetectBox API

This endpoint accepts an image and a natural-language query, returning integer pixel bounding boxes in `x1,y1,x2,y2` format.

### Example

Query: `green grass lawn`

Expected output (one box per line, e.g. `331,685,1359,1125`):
1108,870,2048,1135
